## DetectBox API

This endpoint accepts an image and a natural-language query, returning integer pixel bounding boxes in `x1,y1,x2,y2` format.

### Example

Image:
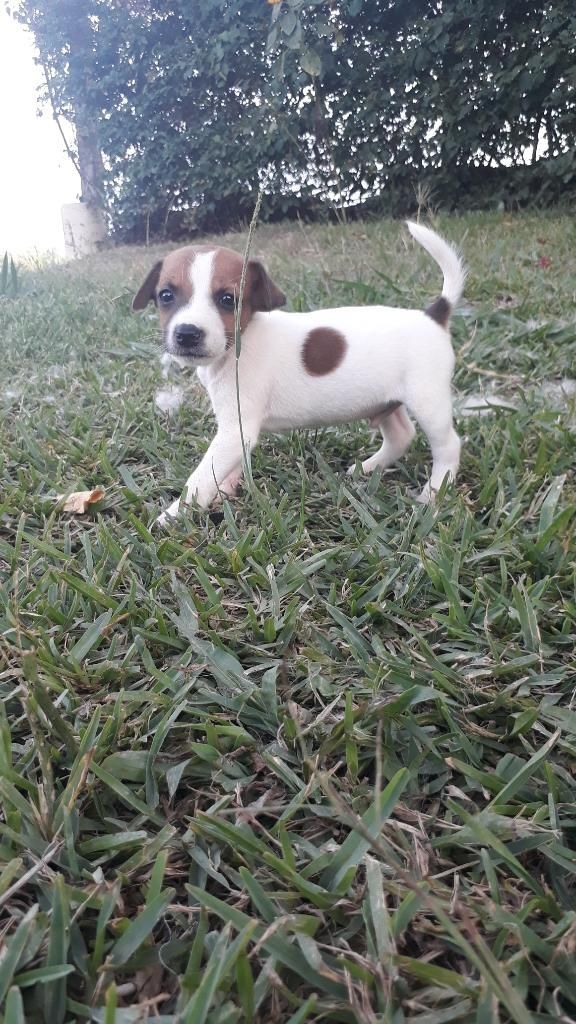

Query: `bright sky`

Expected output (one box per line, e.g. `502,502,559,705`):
0,8,80,257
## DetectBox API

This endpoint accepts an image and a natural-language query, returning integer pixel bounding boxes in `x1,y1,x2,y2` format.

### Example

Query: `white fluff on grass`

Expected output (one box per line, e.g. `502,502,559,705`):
155,351,188,414
155,385,185,415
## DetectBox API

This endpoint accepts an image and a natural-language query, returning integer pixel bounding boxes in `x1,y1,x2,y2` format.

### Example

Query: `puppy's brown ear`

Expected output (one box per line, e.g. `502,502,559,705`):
247,259,286,312
132,261,162,311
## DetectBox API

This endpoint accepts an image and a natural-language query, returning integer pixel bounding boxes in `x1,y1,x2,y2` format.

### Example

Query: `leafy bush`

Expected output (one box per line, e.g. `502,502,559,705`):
16,0,576,239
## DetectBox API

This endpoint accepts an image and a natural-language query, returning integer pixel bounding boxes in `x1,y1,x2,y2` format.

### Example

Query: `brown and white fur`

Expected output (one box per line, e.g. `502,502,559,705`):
133,222,466,525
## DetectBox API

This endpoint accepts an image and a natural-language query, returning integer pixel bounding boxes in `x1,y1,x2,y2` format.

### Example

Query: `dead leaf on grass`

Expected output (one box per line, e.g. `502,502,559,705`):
59,487,105,513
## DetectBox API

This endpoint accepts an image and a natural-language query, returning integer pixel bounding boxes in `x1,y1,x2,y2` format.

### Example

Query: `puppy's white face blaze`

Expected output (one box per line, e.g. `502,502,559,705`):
132,244,287,366
165,251,222,363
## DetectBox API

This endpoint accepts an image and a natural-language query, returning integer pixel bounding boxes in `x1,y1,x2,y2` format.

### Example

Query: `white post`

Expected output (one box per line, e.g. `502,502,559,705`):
61,202,107,258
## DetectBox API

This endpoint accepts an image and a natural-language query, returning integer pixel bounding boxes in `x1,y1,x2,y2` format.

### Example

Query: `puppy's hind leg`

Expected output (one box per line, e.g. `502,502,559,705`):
349,404,416,475
408,388,461,502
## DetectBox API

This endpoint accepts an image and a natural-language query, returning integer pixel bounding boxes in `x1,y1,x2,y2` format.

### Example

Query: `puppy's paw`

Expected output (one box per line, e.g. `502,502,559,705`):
415,483,435,504
218,469,243,499
347,457,380,477
155,498,181,528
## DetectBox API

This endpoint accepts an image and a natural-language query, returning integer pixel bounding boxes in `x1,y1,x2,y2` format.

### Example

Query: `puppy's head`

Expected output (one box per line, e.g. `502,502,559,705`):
132,245,286,365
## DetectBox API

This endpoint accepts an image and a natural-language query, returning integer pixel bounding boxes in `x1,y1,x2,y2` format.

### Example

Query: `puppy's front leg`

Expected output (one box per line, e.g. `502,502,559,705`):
182,430,248,508
158,421,261,524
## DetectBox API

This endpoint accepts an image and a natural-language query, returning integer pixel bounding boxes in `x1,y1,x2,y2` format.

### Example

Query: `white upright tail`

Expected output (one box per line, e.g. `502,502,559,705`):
406,221,466,309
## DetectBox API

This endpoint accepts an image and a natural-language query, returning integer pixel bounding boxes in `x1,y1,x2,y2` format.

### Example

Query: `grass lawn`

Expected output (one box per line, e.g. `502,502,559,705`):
0,210,575,1024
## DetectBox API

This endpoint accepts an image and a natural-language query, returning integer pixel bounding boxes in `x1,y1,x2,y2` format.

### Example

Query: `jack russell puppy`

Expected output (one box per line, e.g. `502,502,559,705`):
132,222,466,525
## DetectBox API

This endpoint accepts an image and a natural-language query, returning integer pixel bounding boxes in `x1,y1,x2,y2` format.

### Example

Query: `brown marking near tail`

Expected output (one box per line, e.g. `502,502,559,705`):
425,296,451,327
302,327,347,376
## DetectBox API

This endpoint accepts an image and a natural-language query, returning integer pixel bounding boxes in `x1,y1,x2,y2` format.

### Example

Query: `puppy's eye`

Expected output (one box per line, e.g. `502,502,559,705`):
218,292,236,311
158,288,174,306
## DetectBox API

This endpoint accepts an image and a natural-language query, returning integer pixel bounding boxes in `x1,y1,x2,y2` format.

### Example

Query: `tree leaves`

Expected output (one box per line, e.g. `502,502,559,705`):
17,0,576,239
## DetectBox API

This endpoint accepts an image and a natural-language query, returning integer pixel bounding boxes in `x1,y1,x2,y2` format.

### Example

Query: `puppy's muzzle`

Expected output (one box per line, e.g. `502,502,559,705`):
173,323,206,356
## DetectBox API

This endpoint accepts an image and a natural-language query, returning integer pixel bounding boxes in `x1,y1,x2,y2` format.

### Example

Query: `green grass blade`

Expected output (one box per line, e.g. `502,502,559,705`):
43,875,69,1024
320,767,410,889
487,729,560,809
180,922,257,1024
0,907,39,1004
107,888,175,967
284,996,318,1024
187,886,345,997
67,609,114,662
4,986,25,1024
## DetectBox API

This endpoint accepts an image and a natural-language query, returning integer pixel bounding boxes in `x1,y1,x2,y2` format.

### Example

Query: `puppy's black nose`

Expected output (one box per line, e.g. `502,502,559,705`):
175,324,205,348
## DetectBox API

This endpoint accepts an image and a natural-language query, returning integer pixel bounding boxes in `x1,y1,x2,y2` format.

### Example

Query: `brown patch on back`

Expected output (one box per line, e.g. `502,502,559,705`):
302,327,347,376
425,296,451,328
